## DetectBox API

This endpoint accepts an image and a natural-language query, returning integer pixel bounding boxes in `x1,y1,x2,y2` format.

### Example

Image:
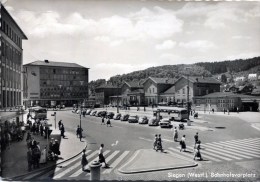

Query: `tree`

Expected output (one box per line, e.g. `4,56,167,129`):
221,74,227,83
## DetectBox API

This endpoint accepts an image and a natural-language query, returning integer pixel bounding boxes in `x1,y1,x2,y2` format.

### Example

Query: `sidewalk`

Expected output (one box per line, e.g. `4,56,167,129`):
118,149,197,174
1,128,86,179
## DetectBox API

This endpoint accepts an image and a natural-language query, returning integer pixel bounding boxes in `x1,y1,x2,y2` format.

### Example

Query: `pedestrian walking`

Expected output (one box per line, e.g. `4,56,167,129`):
99,144,109,168
237,107,239,114
106,118,112,127
194,132,199,150
39,146,47,164
81,149,88,171
153,134,158,149
180,135,186,152
58,120,62,129
212,108,214,114
60,124,65,138
40,124,44,136
101,117,105,125
173,127,178,142
227,109,230,115
194,140,203,161
27,148,33,171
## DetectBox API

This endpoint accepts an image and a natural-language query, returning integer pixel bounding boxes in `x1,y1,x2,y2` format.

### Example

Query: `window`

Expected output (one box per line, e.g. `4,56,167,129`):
152,88,154,93
182,88,185,94
53,69,56,74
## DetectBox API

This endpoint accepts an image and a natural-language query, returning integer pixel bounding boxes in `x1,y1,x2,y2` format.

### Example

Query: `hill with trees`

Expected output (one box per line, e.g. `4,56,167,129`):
89,56,260,94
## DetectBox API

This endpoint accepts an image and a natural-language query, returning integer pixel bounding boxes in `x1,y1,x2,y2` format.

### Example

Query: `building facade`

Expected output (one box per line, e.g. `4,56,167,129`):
120,81,144,106
95,84,118,106
193,92,260,112
175,76,221,104
143,77,175,105
23,60,89,107
0,4,27,109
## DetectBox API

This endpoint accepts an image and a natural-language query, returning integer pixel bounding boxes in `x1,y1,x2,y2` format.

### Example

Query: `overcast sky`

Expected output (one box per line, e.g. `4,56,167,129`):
3,0,260,81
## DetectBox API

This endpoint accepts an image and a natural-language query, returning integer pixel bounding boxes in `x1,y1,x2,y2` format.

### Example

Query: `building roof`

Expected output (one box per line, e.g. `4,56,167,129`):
252,86,260,95
96,84,118,89
187,76,221,84
194,92,256,98
127,89,144,95
161,85,175,95
24,60,88,69
124,81,143,88
1,4,28,39
149,77,175,84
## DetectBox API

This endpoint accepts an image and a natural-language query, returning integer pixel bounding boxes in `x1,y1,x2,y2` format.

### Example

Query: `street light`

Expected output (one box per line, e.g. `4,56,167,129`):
58,85,62,108
185,67,191,120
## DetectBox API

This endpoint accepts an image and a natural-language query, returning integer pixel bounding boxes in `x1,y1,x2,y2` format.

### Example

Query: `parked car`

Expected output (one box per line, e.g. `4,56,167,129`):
138,116,149,124
96,111,107,117
128,115,139,123
76,109,81,114
114,113,121,120
159,118,171,128
121,114,130,121
106,112,115,119
86,109,92,115
148,117,160,126
90,110,97,116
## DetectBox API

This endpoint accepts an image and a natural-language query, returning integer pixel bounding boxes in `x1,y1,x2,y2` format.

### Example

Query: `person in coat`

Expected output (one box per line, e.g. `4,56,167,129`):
99,144,108,168
180,135,186,152
81,149,88,171
27,148,33,171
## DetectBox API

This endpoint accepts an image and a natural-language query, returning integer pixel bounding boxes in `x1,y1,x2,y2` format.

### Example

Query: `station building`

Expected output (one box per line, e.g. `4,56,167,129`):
0,4,27,109
23,60,89,107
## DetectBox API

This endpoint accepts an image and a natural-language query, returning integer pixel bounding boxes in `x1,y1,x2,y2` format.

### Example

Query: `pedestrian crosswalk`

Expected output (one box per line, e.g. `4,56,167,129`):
21,149,131,180
168,137,260,163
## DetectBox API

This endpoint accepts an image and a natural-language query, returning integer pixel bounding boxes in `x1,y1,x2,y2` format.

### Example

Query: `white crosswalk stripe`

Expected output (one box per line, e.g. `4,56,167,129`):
205,143,260,158
103,151,129,174
69,150,110,177
33,150,131,180
171,138,260,163
168,147,221,162
53,150,98,179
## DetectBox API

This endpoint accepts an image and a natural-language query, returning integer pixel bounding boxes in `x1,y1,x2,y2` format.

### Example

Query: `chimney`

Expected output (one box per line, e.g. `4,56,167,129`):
44,60,49,63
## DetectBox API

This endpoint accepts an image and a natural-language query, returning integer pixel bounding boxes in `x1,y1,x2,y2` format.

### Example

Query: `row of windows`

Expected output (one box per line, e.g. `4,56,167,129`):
1,40,22,65
40,80,87,87
1,67,21,89
40,92,86,98
218,103,235,108
40,74,86,81
40,86,87,92
40,68,87,75
1,19,22,47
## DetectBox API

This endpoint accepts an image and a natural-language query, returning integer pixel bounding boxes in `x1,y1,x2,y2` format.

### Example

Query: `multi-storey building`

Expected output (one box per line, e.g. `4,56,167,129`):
95,84,118,106
175,76,221,104
0,4,27,109
23,60,89,107
143,77,175,105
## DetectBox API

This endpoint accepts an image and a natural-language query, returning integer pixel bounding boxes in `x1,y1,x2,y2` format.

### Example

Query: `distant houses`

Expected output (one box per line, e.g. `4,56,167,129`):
94,75,260,112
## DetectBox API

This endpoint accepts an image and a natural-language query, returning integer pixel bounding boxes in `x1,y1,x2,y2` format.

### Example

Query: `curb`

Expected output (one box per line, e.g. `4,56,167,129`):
7,143,87,180
118,149,198,174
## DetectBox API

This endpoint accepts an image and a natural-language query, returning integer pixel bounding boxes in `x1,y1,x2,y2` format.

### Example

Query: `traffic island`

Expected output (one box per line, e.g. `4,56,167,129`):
118,149,197,174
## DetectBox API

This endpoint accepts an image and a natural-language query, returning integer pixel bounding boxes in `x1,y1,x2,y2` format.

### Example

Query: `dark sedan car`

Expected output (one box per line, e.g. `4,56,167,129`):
121,114,130,121
114,113,121,120
148,117,160,126
96,111,107,117
106,112,115,119
128,115,139,123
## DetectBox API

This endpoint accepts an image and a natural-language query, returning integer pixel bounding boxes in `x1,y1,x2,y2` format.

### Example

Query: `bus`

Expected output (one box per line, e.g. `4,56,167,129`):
156,106,189,121
29,106,47,120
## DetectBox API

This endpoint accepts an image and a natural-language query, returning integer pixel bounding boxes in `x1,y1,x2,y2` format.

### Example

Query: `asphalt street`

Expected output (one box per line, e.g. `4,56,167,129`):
22,109,260,181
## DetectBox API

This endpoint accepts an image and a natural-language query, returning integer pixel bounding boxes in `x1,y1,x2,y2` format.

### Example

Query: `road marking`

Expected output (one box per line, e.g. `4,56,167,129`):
202,144,251,159
209,142,260,153
139,137,153,142
23,171,43,180
53,150,98,179
186,146,233,161
169,147,221,162
103,151,130,174
162,139,174,143
214,138,260,146
205,143,260,157
195,146,242,160
70,150,110,177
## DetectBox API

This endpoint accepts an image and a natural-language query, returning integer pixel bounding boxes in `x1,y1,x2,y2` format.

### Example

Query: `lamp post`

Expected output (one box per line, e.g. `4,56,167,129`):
185,67,191,120
58,85,62,109
79,81,84,141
